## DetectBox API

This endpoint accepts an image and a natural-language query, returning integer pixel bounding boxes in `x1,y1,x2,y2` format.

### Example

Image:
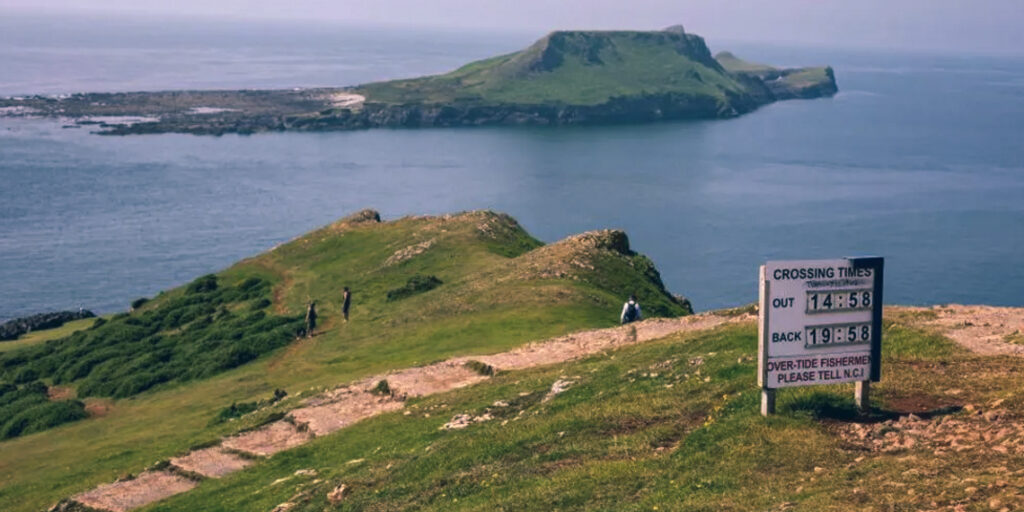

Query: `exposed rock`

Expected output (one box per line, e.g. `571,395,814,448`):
543,379,575,402
327,484,349,504
0,309,96,341
340,209,381,224
383,238,435,267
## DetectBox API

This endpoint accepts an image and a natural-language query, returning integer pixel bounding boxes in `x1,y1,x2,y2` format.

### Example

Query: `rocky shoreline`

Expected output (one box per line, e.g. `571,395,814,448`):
0,77,833,136
0,310,95,341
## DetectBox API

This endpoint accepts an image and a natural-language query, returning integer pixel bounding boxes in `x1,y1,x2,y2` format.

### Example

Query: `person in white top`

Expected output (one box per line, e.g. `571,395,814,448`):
620,294,642,324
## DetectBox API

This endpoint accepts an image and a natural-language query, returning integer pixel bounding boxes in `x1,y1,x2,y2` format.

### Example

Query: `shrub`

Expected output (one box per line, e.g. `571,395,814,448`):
464,360,496,376
130,297,149,310
12,367,39,384
186,274,218,294
1,400,87,439
372,379,392,396
209,388,287,425
386,274,443,302
0,382,87,440
0,275,302,408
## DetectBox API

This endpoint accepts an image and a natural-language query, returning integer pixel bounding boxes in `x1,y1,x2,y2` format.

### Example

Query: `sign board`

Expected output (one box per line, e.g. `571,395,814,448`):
758,257,884,389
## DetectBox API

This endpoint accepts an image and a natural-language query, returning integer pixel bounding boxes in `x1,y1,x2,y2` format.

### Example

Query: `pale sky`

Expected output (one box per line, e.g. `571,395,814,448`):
3,0,1023,54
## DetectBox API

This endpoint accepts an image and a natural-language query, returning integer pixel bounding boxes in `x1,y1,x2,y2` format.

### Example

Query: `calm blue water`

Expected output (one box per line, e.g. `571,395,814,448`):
1,14,1023,320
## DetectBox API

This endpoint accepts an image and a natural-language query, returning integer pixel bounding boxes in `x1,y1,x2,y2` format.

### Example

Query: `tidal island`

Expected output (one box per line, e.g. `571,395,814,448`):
0,25,837,135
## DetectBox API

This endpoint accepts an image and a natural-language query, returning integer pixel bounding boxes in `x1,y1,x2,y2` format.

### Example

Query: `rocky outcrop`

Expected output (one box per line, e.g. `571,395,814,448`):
0,310,95,341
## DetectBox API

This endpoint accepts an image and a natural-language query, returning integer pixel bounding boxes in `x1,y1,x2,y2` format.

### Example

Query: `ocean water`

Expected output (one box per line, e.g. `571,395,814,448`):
1,14,1023,320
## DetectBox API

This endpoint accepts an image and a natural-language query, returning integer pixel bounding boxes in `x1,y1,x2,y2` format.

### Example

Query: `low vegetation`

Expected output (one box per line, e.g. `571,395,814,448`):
0,274,301,403
210,389,288,426
385,275,443,302
0,381,87,440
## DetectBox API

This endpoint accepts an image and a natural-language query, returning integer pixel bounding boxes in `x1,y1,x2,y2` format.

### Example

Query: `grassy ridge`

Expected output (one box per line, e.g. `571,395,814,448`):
0,211,688,512
143,318,1023,512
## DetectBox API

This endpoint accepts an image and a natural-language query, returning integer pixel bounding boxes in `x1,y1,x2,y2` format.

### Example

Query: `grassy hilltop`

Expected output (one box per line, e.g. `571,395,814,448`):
0,210,689,512
354,28,749,107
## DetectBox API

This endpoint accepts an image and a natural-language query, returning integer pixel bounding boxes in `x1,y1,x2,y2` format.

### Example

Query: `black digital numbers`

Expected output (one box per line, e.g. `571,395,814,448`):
805,322,872,347
807,289,872,313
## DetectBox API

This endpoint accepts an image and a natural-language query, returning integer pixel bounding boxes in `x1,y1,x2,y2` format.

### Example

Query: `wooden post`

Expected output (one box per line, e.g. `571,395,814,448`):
761,388,776,416
855,381,870,413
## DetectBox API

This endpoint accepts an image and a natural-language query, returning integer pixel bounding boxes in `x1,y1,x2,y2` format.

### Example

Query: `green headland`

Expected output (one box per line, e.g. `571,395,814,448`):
1,210,1022,512
0,26,837,135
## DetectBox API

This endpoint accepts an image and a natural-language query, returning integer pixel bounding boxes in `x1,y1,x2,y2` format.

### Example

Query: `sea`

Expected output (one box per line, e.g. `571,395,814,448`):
1,13,1023,320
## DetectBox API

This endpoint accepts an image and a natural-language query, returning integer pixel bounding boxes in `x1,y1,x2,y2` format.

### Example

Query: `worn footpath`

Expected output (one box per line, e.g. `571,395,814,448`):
54,312,749,512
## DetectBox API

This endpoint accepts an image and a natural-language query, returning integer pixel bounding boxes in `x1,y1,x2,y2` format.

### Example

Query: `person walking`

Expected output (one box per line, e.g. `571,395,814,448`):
620,294,642,324
305,300,318,338
341,287,351,322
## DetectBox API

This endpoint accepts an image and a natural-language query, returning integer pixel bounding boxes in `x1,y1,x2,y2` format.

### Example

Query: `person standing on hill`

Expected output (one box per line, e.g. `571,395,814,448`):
341,287,351,322
620,294,642,324
305,300,317,338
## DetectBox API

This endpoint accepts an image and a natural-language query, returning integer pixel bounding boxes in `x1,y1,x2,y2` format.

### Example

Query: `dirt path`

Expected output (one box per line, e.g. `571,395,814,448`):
890,305,1024,356
60,312,750,511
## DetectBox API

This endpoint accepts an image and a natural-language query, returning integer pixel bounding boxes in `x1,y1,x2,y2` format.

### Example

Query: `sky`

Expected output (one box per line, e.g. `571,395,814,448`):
2,0,1023,55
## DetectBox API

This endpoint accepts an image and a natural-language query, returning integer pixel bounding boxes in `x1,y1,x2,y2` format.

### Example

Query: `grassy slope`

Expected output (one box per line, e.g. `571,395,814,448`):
354,31,748,106
0,211,687,512
714,51,776,74
141,317,1023,512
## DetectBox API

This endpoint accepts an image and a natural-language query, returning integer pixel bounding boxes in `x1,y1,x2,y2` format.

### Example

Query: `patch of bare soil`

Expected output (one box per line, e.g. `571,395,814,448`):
289,389,403,436
170,446,253,478
221,421,313,457
892,305,1024,356
359,361,489,398
84,399,114,418
47,386,75,401
72,471,196,512
456,313,751,372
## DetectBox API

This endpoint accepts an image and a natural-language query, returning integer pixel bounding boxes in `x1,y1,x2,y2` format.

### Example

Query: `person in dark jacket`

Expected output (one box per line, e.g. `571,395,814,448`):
305,300,317,338
341,287,351,322
620,294,642,324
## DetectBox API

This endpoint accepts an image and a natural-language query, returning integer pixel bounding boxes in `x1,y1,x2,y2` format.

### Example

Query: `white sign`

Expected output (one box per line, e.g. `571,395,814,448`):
758,258,883,389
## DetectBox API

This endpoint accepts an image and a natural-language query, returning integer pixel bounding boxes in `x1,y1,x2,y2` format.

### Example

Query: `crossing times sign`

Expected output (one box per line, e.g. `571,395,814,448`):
758,257,884,390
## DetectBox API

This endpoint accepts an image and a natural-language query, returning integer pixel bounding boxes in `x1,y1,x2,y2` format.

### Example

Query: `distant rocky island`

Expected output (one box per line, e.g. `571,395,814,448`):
0,26,837,135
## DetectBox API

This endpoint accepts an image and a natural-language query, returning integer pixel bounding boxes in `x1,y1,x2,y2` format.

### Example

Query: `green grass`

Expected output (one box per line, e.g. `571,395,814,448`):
139,316,1022,512
714,51,777,73
0,211,688,512
778,67,833,89
354,30,747,107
